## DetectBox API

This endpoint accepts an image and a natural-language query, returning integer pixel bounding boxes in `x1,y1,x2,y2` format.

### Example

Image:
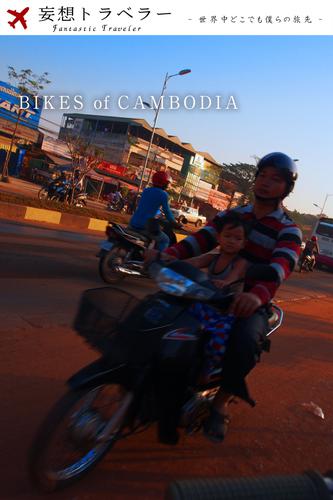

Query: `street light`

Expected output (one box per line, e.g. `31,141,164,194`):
313,193,333,217
141,101,159,186
138,68,191,193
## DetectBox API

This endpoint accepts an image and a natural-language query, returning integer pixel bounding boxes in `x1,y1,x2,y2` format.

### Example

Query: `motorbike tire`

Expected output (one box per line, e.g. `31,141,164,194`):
75,200,87,208
38,187,49,200
99,246,126,285
29,385,132,493
300,259,311,273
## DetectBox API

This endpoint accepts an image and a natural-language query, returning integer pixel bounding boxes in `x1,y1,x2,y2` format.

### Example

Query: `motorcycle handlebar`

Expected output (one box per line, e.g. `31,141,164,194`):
165,471,333,500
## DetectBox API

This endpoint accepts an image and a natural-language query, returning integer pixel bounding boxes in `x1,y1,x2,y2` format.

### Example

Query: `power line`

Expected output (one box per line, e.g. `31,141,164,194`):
0,108,62,135
0,104,63,128
38,126,60,136
39,114,62,128
0,109,65,143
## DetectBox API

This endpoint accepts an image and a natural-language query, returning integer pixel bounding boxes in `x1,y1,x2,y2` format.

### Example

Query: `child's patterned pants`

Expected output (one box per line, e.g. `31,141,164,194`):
189,302,235,379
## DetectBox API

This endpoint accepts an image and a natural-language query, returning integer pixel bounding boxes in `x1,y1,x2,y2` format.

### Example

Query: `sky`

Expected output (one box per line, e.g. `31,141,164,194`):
1,35,332,216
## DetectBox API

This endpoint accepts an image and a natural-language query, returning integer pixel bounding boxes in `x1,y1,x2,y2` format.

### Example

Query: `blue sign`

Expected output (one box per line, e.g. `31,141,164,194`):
0,81,42,130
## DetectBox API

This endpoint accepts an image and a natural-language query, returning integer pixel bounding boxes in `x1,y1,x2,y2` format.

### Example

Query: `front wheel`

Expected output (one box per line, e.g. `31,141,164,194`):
29,384,133,493
99,246,127,284
195,219,203,228
38,187,49,200
75,199,87,208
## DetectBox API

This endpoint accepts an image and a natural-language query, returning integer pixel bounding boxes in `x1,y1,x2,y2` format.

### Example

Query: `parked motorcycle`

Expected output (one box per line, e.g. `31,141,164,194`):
38,179,65,201
29,261,283,492
38,180,88,208
98,219,179,284
107,199,125,212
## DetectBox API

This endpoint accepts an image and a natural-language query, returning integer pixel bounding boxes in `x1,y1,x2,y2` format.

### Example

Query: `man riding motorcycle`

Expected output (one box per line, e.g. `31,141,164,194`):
300,235,319,271
129,171,180,251
147,152,302,443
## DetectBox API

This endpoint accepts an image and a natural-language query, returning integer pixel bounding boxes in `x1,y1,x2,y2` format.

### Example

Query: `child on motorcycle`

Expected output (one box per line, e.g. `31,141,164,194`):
187,213,250,385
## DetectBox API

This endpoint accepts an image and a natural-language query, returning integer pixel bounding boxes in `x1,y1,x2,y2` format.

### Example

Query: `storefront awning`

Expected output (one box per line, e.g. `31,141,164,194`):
43,152,72,166
0,135,17,153
87,171,138,191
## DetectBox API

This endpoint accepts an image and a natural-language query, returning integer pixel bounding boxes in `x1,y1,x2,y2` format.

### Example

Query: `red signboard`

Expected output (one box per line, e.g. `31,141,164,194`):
97,161,127,177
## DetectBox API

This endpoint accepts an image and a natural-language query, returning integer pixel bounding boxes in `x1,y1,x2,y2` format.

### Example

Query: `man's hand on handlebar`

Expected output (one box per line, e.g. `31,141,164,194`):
229,292,262,318
212,279,228,289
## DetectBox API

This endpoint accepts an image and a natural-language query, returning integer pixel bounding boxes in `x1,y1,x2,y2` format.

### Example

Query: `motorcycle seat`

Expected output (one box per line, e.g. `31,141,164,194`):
121,225,151,244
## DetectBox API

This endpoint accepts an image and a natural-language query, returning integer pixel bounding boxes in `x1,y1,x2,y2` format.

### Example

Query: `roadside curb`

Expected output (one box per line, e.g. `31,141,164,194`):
0,200,109,233
0,200,187,241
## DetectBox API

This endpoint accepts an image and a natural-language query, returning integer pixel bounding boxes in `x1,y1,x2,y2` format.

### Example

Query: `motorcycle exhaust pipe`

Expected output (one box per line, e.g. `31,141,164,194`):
114,265,142,276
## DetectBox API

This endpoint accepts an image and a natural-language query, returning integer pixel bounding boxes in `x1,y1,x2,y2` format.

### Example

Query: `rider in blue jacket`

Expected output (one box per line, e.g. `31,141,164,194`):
129,171,177,250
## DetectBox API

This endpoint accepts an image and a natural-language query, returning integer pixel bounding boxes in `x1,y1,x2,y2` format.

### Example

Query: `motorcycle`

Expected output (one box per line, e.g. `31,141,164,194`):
38,180,88,208
29,261,283,492
299,252,315,272
72,190,88,208
98,219,179,284
38,179,66,201
107,197,125,212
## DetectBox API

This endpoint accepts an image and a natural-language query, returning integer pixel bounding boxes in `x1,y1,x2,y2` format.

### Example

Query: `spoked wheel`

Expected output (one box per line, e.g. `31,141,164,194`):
29,384,133,493
74,200,87,208
38,187,49,200
99,246,127,284
50,195,60,202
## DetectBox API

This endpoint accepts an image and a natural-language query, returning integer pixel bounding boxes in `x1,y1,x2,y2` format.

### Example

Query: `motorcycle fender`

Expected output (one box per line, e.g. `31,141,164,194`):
67,357,127,390
100,240,114,252
96,240,114,257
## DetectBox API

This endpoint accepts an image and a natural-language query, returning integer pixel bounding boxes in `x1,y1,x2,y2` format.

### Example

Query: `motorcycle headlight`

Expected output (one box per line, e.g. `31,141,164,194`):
155,268,214,300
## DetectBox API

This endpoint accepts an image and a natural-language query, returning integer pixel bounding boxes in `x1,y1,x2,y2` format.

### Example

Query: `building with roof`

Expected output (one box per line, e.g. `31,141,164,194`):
58,113,235,209
59,113,222,183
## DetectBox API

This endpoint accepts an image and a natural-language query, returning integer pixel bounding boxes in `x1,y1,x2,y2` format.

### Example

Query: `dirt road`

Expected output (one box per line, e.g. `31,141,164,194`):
1,220,332,499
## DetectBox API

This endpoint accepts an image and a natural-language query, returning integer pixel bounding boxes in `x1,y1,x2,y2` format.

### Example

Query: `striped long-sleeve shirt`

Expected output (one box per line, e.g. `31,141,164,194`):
165,204,303,304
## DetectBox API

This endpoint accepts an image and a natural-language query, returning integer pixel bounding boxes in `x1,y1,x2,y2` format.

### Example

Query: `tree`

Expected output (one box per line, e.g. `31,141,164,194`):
62,131,104,204
220,162,257,204
285,209,317,237
1,67,51,182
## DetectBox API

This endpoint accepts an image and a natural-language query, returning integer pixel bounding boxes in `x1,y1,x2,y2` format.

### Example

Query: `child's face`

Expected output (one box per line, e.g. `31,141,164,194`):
219,224,246,254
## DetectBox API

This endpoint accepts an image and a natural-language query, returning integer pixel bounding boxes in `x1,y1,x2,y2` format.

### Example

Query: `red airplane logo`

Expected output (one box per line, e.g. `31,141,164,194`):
7,7,30,29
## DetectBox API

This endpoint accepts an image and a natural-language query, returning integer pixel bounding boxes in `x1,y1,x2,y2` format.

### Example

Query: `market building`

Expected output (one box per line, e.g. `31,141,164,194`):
58,113,232,209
